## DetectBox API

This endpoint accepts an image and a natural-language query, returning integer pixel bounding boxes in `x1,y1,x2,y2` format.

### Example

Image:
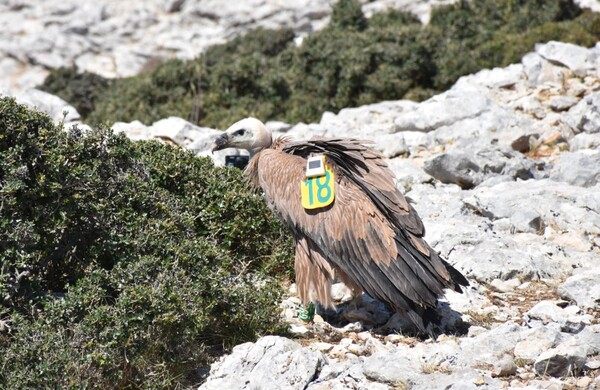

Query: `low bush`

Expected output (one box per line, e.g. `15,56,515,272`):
40,0,600,129
0,97,293,388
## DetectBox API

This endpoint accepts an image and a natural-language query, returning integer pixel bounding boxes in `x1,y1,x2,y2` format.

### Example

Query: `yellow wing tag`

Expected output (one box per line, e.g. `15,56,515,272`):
301,165,335,209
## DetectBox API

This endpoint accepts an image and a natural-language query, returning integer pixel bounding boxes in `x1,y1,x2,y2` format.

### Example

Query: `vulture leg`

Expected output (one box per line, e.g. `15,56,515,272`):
294,237,336,309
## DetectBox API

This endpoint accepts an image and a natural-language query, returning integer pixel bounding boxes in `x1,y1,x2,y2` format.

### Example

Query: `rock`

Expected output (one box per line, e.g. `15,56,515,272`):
423,153,483,189
508,210,544,234
577,377,593,388
417,369,503,389
290,324,311,336
387,159,433,191
524,301,593,334
575,325,600,357
149,117,220,148
549,95,578,112
330,282,353,303
109,116,250,166
558,270,600,310
577,0,600,12
423,146,539,189
362,350,417,384
533,343,587,377
16,88,80,122
521,49,579,89
522,52,545,87
525,301,568,325
489,278,521,293
112,120,151,140
514,327,562,361
395,85,494,133
200,336,324,390
586,359,600,370
317,100,418,157
511,133,537,153
459,322,522,368
463,179,600,239
569,132,600,151
564,91,600,134
493,355,518,377
536,41,597,77
448,235,567,283
470,64,525,89
312,342,334,353
265,120,292,134
549,151,600,187
0,0,476,95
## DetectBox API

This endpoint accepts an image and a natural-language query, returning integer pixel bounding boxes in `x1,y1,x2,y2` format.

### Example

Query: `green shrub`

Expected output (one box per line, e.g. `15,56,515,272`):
0,97,293,388
87,58,204,127
330,0,367,31
425,0,587,89
39,67,112,118
40,0,600,128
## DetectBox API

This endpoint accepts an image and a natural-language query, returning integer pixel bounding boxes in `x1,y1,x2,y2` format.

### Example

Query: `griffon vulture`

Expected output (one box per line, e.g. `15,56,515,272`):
212,117,468,332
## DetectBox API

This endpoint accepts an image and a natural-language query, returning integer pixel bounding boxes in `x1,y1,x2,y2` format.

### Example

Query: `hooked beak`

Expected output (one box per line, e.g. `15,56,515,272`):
211,132,229,153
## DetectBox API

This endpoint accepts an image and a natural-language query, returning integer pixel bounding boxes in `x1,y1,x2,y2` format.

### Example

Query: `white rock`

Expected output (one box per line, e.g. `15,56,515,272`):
290,324,311,336
330,282,353,303
569,132,600,151
489,278,520,293
558,270,600,310
362,350,418,384
536,41,598,77
394,86,494,133
200,336,324,390
493,355,518,377
525,301,567,325
549,151,600,187
112,120,151,140
149,117,218,148
549,95,578,112
458,322,523,367
16,88,80,123
564,91,600,134
514,327,562,360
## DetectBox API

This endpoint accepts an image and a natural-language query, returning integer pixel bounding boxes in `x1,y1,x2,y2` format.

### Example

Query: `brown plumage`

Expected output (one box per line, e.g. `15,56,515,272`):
212,118,468,332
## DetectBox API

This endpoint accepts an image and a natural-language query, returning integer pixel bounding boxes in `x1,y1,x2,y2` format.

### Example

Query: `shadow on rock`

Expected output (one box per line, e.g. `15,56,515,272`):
315,293,470,338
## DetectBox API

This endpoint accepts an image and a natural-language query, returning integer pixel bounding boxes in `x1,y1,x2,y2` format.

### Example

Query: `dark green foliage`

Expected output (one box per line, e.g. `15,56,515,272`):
198,28,295,127
425,0,586,89
285,20,429,122
39,66,112,118
330,0,367,31
0,97,293,388
41,0,600,128
89,58,203,126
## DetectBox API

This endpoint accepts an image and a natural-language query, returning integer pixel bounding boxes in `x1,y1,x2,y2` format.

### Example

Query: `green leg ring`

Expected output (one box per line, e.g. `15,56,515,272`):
298,302,315,322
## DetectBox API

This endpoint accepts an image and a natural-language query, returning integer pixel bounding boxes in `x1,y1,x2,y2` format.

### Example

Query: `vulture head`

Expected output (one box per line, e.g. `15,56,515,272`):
211,117,272,154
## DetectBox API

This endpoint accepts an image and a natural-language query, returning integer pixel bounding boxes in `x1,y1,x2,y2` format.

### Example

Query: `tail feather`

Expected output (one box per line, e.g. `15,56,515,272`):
442,259,469,292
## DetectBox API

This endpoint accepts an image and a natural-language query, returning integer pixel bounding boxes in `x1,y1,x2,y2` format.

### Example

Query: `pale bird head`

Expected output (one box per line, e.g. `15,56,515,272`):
211,117,272,154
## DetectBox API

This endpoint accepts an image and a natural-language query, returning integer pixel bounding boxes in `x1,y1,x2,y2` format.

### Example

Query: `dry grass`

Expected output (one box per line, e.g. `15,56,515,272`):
391,380,409,390
420,362,453,375
482,280,564,324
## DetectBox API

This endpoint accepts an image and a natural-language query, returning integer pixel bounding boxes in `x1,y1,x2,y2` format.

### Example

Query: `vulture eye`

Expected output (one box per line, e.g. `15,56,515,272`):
233,129,246,136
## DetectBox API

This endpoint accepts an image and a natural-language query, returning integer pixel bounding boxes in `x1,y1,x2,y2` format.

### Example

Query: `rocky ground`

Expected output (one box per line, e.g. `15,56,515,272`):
195,41,600,390
3,1,600,389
